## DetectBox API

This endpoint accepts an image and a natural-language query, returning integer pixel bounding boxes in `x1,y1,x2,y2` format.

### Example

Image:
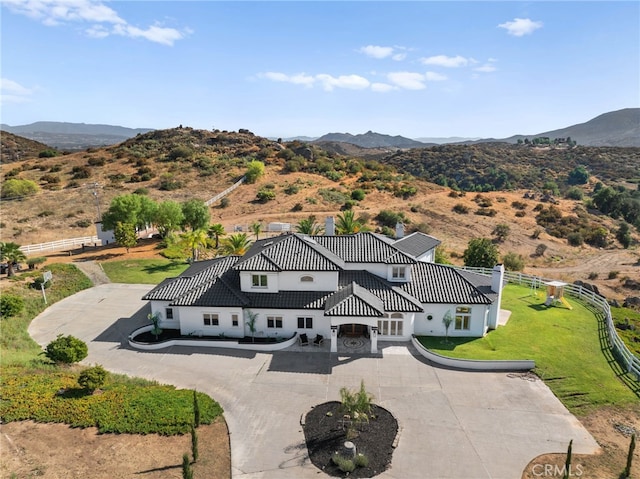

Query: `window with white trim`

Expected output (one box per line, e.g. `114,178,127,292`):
391,266,406,280
267,316,283,328
455,307,471,330
297,317,313,329
203,313,219,326
300,275,314,283
231,314,239,327
252,274,268,288
165,308,173,319
378,317,404,336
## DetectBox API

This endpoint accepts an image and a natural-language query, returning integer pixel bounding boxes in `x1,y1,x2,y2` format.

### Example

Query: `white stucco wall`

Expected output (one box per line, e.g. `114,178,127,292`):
414,304,489,337
239,271,279,293
277,271,338,291
179,306,245,338
149,300,180,329
242,308,331,340
416,249,435,263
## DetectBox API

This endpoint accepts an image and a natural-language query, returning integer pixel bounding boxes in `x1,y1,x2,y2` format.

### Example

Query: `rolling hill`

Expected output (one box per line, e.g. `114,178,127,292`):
0,131,56,163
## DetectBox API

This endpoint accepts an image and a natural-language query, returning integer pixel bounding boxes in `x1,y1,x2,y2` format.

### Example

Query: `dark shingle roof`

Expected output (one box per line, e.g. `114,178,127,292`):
234,234,343,272
400,262,492,304
339,271,423,312
324,282,385,317
312,233,416,264
393,232,441,258
142,256,240,301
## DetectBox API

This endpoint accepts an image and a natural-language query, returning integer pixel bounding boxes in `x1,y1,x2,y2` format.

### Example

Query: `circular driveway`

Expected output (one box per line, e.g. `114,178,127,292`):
29,284,599,479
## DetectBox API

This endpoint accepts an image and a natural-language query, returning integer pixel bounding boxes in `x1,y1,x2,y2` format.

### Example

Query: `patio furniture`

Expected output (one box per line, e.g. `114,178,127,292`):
298,333,309,346
313,334,324,347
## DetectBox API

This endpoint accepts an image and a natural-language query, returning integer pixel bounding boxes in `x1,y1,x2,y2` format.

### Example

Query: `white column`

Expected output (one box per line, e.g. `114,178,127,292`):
370,326,378,354
330,325,338,353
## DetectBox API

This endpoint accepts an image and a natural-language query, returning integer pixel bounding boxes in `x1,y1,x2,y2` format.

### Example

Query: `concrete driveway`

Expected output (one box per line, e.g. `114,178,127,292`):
29,284,599,479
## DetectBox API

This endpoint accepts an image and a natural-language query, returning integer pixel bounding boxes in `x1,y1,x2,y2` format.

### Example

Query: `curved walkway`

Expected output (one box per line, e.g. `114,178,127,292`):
28,284,599,479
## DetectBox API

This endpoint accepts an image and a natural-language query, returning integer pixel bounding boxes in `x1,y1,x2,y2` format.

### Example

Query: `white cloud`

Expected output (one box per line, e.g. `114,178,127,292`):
359,45,407,61
359,45,394,59
0,78,33,104
260,72,315,87
498,18,543,37
424,71,447,81
387,72,427,90
371,82,396,92
316,74,370,91
420,55,469,68
474,64,497,73
2,0,187,45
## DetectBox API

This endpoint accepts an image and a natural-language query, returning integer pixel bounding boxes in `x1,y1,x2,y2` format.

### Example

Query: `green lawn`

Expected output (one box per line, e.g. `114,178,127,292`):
418,285,639,411
101,259,189,284
611,306,640,356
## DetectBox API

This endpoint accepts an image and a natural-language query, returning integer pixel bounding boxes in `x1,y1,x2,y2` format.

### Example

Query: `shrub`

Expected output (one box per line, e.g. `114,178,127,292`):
331,454,356,473
75,219,93,228
453,203,470,214
44,334,88,364
87,157,106,166
26,257,46,269
531,228,542,239
40,174,61,184
245,160,265,184
515,210,526,218
159,173,183,191
511,201,527,210
535,244,548,257
463,238,499,268
565,187,583,200
354,453,369,468
168,145,193,161
475,208,497,217
39,149,59,158
78,365,108,392
284,184,300,195
502,252,525,271
608,271,619,280
567,232,584,246
291,202,303,212
567,165,589,185
38,210,55,217
351,189,366,201
1,179,39,199
376,210,407,229
219,197,230,208
588,272,599,280
256,188,276,202
0,294,24,318
72,166,91,179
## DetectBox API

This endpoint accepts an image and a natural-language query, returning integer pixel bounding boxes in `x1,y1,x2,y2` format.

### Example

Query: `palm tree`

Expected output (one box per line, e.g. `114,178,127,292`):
220,233,252,255
295,215,324,235
208,223,226,249
249,221,263,240
336,210,369,235
181,229,209,261
0,242,26,277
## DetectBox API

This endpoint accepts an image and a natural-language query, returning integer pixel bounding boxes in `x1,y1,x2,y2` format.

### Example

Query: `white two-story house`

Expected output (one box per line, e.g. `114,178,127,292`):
142,228,504,354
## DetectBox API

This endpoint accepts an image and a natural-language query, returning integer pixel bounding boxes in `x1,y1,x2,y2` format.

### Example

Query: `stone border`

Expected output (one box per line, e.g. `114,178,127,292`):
128,325,299,352
411,335,535,371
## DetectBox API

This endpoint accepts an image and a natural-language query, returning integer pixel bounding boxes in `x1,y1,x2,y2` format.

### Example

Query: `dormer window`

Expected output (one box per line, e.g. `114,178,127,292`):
391,266,406,280
300,275,314,283
252,274,268,288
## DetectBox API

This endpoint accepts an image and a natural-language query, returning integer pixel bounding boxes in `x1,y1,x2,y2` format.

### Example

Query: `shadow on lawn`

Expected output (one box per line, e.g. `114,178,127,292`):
141,262,186,274
587,302,640,398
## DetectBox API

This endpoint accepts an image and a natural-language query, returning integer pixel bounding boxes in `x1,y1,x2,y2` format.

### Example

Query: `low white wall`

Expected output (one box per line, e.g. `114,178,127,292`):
411,336,535,371
128,325,299,352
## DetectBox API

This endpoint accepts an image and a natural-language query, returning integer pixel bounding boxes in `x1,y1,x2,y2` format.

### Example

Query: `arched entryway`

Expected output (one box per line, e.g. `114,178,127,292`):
329,317,378,354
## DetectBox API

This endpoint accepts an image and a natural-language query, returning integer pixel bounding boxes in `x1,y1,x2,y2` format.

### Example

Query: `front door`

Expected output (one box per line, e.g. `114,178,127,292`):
340,324,366,337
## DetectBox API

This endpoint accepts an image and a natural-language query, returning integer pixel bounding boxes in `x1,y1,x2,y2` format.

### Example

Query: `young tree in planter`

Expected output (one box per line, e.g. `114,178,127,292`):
246,310,258,343
148,312,163,340
442,310,453,344
339,380,374,438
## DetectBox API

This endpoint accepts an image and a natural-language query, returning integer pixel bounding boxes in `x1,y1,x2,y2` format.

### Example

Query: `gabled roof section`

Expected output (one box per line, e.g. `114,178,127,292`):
339,271,423,312
171,274,249,307
142,256,240,301
324,282,385,317
400,262,493,304
393,232,441,258
234,234,343,272
311,232,416,264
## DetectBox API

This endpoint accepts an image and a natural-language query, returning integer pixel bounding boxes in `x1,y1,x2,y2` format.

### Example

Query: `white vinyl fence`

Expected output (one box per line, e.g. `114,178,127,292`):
459,266,640,381
205,176,246,206
19,236,101,255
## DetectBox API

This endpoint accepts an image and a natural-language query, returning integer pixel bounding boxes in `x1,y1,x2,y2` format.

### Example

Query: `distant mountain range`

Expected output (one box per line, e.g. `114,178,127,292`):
0,121,153,150
1,108,638,150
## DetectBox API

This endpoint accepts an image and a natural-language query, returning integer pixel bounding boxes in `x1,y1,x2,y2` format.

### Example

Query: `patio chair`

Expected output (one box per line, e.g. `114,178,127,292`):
298,333,309,346
312,334,324,347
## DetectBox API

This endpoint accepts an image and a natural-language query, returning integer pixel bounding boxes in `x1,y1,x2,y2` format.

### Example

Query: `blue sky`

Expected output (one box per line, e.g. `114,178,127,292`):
1,1,638,139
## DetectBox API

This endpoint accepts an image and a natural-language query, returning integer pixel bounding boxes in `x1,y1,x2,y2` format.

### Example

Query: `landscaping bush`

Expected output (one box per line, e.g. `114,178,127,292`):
44,334,88,364
0,294,24,318
502,252,525,271
78,365,109,392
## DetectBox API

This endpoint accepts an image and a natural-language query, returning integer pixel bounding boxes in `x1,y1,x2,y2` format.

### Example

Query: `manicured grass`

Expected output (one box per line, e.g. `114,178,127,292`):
0,367,223,435
418,285,639,411
0,263,93,366
101,259,189,284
